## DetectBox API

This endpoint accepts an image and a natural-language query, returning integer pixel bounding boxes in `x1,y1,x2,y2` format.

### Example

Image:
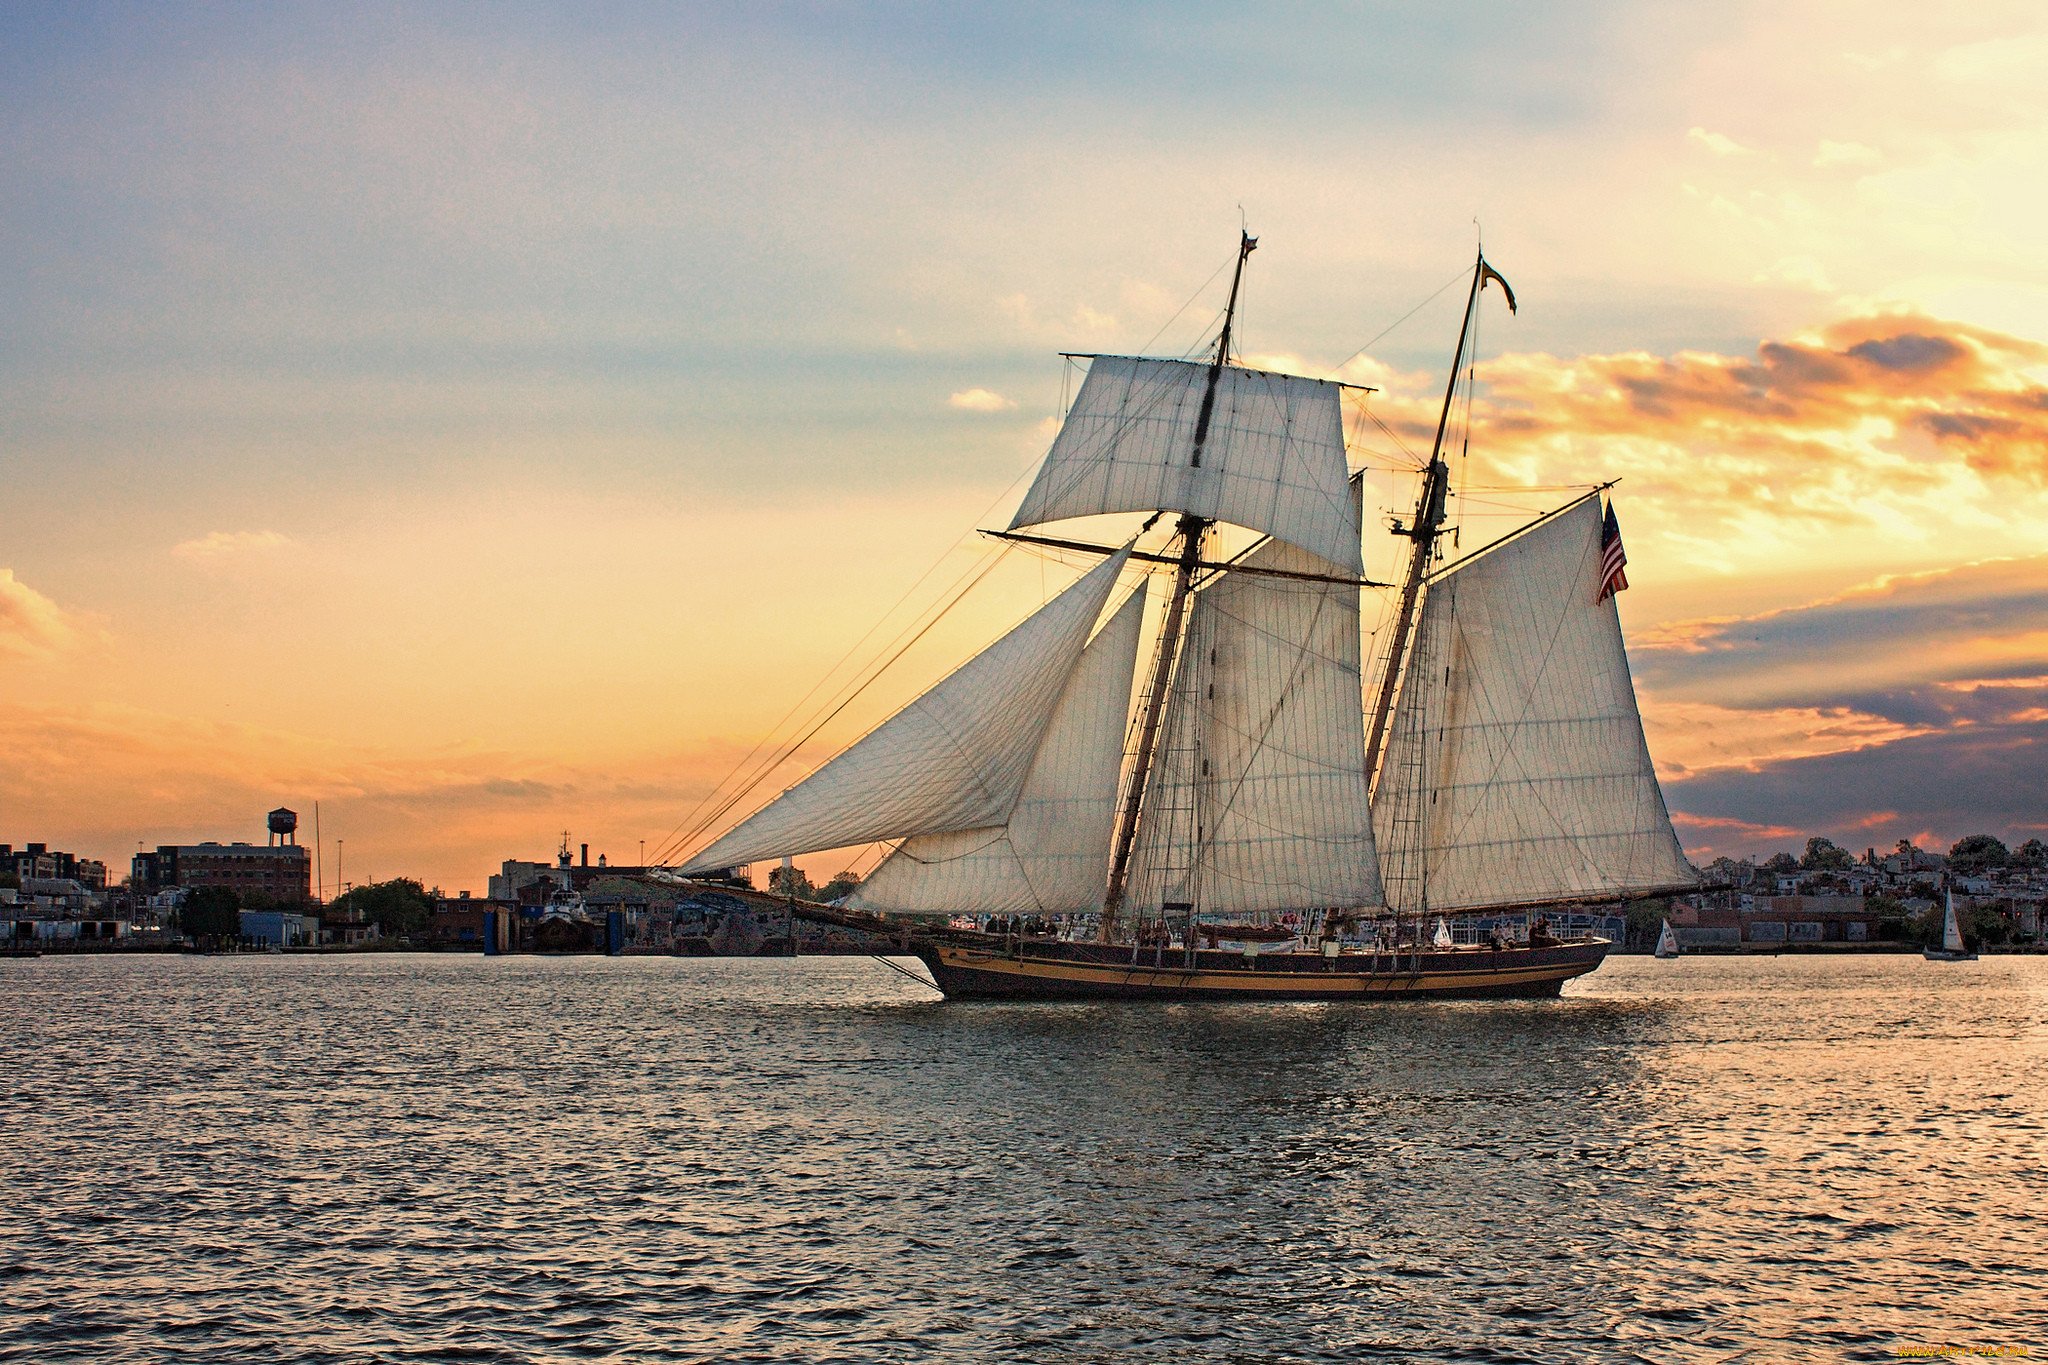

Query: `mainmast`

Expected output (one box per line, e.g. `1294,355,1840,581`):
1101,229,1257,937
1363,250,1504,791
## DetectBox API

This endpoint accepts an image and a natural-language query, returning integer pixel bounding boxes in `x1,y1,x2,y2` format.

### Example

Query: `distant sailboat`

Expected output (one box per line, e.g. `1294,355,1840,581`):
1923,890,1977,962
677,236,1698,1000
1654,919,1680,959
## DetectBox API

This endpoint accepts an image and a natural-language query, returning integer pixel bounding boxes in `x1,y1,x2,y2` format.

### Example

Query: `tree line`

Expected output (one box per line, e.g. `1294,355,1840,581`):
177,879,436,946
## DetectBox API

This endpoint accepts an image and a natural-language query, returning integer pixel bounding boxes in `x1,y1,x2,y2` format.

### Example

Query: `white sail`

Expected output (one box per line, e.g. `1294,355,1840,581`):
847,587,1146,915
1009,355,1363,576
1943,892,1966,953
681,548,1132,873
1655,919,1680,958
1126,516,1383,917
1372,497,1694,914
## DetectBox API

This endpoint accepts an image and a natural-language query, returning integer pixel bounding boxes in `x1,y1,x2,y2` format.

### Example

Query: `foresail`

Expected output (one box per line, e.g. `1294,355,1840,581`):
1126,507,1382,917
1371,497,1694,914
847,587,1145,915
1009,356,1363,576
681,548,1132,874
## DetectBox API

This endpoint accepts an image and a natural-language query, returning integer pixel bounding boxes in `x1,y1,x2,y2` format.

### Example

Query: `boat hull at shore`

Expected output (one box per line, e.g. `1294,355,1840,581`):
913,936,1610,1001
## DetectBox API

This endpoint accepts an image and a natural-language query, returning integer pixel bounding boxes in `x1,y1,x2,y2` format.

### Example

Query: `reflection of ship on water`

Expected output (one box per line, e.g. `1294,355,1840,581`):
671,236,1699,1000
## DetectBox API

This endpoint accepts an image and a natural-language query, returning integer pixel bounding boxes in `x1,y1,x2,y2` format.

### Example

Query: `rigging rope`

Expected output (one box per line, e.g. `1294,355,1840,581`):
650,544,1016,867
1319,265,1473,381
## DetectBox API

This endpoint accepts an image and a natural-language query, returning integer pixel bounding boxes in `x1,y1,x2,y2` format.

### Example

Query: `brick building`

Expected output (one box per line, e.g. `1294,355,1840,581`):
132,842,312,903
1,844,108,890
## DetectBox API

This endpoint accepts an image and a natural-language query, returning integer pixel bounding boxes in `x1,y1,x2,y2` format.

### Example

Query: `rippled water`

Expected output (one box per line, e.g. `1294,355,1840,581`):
3,952,2043,1363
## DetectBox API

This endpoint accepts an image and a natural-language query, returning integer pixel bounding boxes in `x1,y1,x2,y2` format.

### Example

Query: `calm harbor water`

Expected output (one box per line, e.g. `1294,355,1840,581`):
3,952,2043,1363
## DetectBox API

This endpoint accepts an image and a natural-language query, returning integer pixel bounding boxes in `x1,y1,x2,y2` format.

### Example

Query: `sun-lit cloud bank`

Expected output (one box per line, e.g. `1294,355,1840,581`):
1345,311,2048,576
0,570,78,658
1632,555,2048,860
171,529,297,563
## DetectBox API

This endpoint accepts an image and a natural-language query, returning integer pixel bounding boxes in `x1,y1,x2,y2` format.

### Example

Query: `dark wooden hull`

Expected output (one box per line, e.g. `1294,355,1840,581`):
912,936,1609,1001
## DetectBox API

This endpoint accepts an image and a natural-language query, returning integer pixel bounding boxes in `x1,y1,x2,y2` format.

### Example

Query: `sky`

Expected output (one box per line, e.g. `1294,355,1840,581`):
2,1,2045,892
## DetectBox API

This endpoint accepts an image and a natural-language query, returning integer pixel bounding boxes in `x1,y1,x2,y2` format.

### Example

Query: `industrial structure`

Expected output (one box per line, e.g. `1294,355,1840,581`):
130,810,313,904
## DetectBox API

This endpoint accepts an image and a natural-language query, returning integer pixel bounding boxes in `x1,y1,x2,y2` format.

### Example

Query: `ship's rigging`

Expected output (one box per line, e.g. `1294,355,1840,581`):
672,238,1697,942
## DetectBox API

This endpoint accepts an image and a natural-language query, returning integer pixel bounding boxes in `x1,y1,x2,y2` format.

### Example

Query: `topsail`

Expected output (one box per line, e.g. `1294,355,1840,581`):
1009,356,1363,576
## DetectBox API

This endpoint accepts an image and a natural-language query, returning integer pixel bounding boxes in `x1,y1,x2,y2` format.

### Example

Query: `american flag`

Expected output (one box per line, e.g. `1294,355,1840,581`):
1598,502,1629,601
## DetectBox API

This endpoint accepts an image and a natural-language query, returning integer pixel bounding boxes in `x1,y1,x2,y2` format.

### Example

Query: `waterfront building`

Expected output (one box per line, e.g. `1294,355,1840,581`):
487,859,559,900
237,909,320,947
0,844,108,890
12,877,97,916
2,915,131,945
131,811,312,904
319,905,379,946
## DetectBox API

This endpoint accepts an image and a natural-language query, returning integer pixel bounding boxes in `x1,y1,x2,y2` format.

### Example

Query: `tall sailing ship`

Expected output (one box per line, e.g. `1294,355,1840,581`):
680,237,1697,999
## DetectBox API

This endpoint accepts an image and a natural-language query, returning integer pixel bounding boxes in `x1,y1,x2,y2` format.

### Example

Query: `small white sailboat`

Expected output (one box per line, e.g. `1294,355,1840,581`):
1923,890,1977,962
1654,919,1680,959
1431,916,1455,950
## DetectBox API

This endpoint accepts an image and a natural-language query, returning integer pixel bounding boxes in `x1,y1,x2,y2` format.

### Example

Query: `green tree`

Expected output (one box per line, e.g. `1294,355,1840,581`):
1948,834,2011,877
817,873,862,902
1966,903,2012,947
331,878,435,938
1800,837,1853,871
181,886,242,942
2016,838,2047,869
1866,894,1912,941
1623,898,1669,948
1761,852,1799,877
767,864,816,900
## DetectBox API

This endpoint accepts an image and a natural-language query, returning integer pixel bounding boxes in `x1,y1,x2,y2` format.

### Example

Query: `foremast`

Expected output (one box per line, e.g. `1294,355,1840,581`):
1101,229,1256,939
1363,249,1500,794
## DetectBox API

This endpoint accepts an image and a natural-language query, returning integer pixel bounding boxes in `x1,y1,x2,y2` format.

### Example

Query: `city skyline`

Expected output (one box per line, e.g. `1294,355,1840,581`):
4,3,2045,892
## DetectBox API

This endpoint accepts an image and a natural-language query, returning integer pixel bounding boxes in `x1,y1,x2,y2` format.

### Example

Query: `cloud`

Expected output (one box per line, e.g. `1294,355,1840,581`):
171,529,297,562
1814,139,1881,168
947,387,1016,413
1334,311,2048,573
1630,555,2048,859
1666,715,2048,859
1634,554,2048,710
1475,314,2046,467
1687,127,1756,157
0,569,77,658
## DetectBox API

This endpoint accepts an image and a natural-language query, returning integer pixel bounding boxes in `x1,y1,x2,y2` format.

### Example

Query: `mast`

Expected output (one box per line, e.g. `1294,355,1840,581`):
1363,250,1487,792
1102,230,1256,936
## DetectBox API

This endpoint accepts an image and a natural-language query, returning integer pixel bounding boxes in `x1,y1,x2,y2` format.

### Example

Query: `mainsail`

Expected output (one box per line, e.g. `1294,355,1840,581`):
1371,496,1694,913
848,587,1145,915
1008,356,1363,576
1124,495,1383,918
681,548,1132,873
